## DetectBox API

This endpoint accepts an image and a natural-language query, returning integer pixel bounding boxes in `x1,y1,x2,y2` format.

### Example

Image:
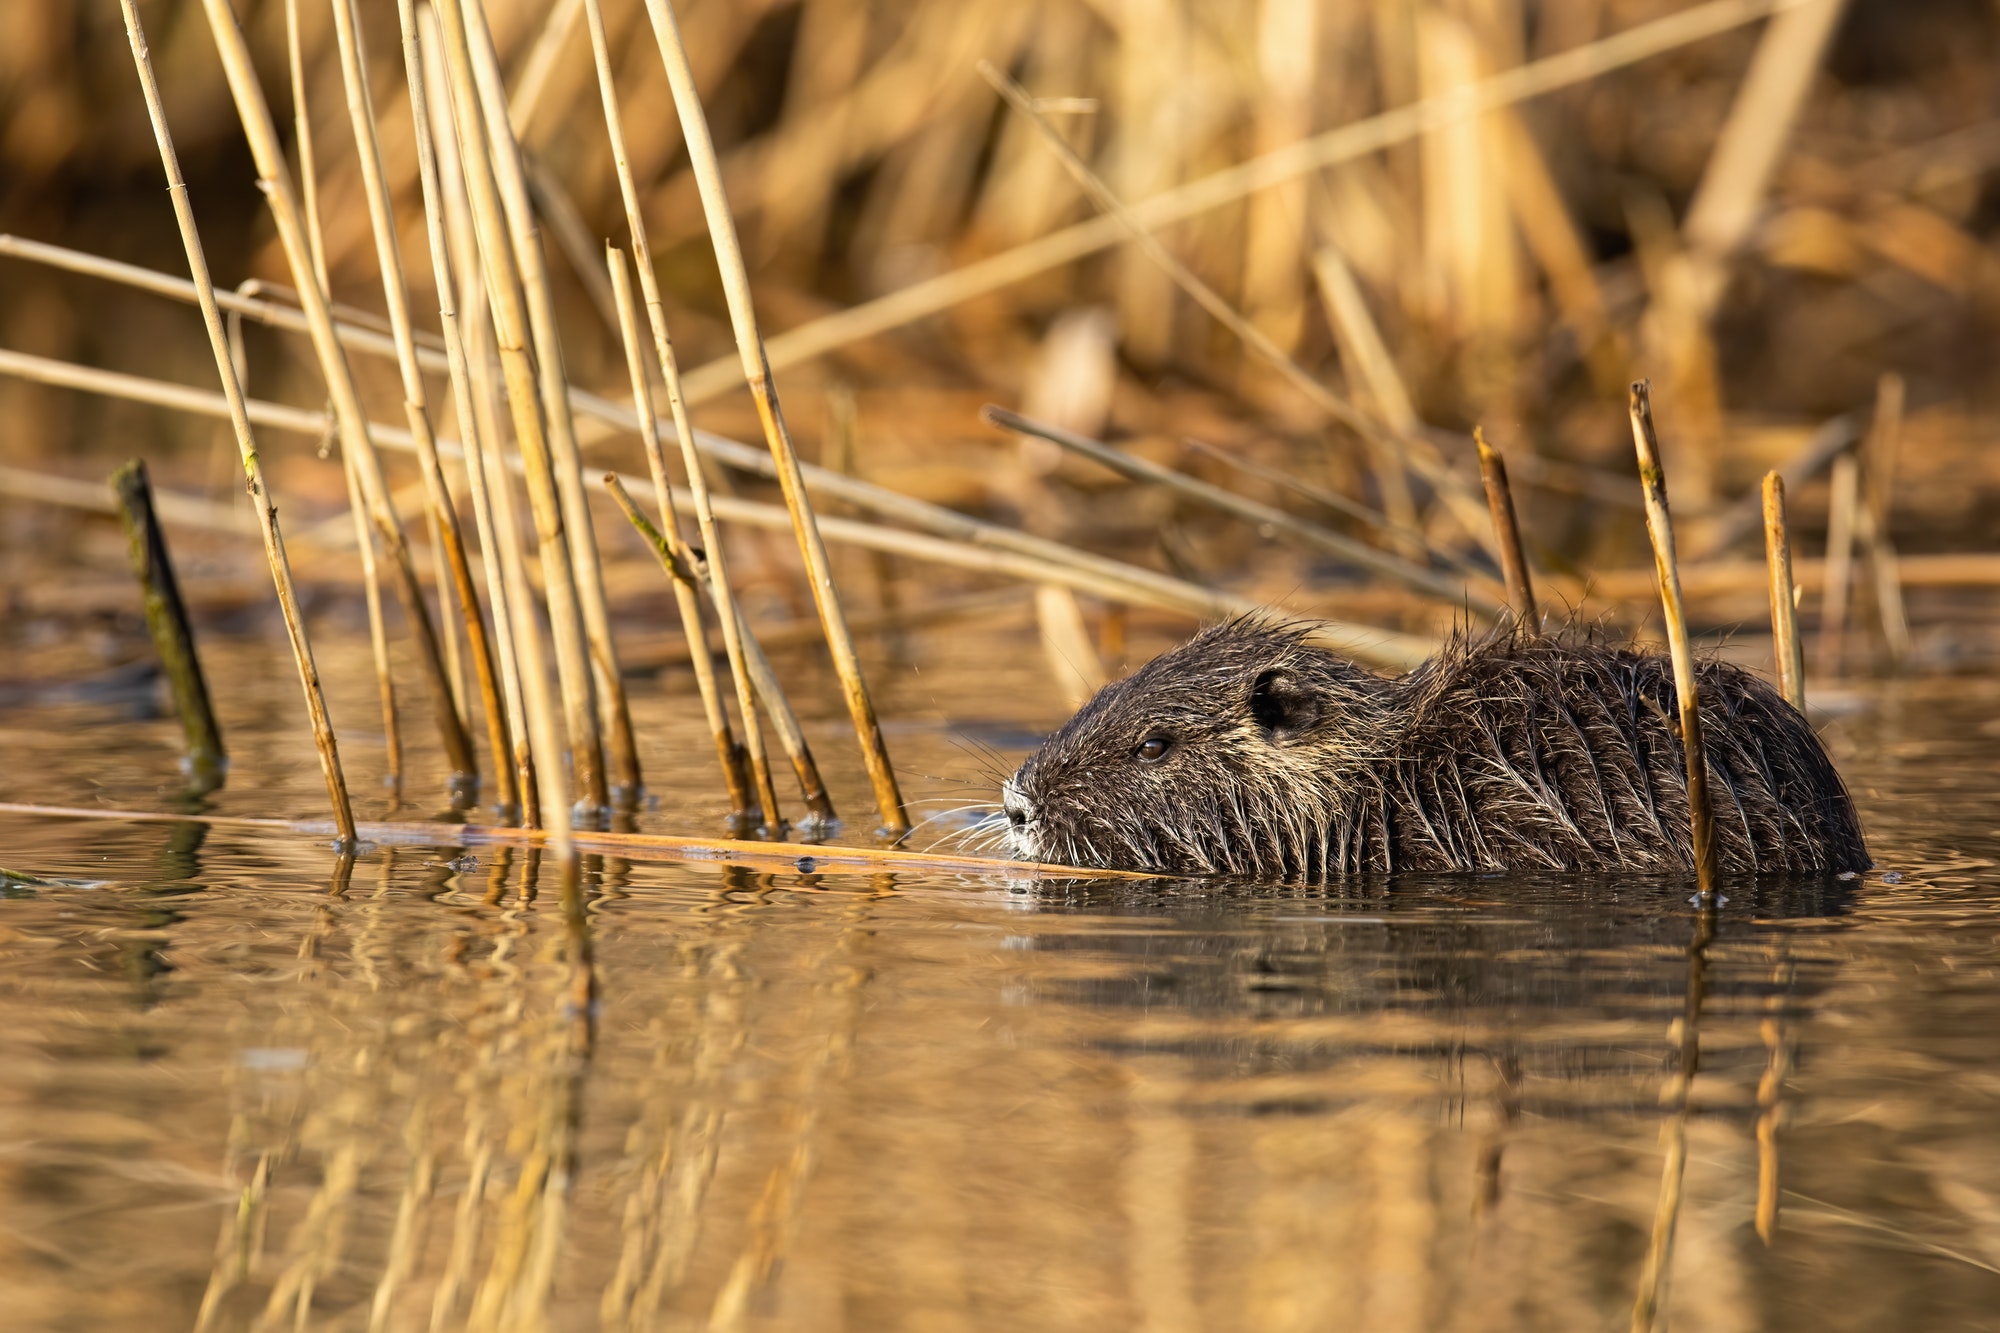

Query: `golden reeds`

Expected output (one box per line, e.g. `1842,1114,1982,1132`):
639,0,910,837
115,0,353,844
1761,471,1807,710
326,0,514,818
1473,427,1539,630
1628,381,1718,897
197,0,476,790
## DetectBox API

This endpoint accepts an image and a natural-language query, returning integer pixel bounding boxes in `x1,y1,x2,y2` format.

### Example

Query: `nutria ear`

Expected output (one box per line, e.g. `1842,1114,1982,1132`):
1250,668,1322,744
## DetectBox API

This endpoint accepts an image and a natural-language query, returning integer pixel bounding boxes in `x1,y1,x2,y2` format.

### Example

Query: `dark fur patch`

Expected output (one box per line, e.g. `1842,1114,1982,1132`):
1003,621,1869,879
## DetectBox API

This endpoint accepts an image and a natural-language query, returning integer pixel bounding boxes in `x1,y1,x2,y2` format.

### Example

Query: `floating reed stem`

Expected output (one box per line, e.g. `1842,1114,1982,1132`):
110,459,226,794
329,0,514,817
399,0,529,823
1628,381,1718,898
196,0,476,792
459,0,639,807
640,0,909,837
984,405,1508,618
428,0,603,820
603,246,754,824
583,0,787,834
116,0,353,845
1473,427,1539,630
1761,472,1806,711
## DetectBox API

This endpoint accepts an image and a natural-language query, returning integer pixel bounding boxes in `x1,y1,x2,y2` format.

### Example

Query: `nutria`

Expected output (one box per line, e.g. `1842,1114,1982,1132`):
999,622,1868,879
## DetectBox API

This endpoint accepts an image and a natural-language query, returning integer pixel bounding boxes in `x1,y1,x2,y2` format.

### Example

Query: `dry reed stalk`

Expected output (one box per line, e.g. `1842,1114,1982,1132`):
1035,584,1109,712
583,0,782,835
400,0,526,822
1761,472,1807,710
669,0,1796,406
197,0,477,788
428,0,604,819
117,0,354,845
505,0,585,137
604,245,754,822
0,801,1143,879
330,0,515,818
1472,427,1538,629
1308,246,1425,559
110,459,226,793
1696,412,1861,555
984,405,1509,618
1862,372,1913,666
459,0,640,807
1628,382,1719,898
1819,447,1860,674
289,0,404,796
603,475,835,831
640,0,909,837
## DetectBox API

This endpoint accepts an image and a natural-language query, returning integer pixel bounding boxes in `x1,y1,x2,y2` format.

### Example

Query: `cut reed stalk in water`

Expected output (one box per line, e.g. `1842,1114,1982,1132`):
428,0,601,822
459,0,639,808
1473,427,1539,630
984,405,1509,618
1761,472,1807,711
603,474,824,830
196,0,476,791
605,248,753,823
110,459,226,794
399,0,526,822
116,0,354,845
329,0,514,817
1628,381,1718,898
640,0,909,838
581,0,778,834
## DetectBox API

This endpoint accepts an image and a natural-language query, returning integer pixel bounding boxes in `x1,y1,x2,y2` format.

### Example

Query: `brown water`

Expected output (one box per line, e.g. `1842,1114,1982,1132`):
1,626,1998,1331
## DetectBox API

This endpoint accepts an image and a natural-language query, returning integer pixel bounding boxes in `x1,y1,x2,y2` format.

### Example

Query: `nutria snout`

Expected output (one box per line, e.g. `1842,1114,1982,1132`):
1002,622,1868,879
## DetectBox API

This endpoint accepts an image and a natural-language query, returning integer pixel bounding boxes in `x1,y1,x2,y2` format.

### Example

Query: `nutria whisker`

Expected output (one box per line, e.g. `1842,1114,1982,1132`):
1001,620,1868,881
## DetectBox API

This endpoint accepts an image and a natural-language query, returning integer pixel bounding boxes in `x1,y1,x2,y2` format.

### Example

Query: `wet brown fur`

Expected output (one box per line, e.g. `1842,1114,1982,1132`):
1001,622,1868,879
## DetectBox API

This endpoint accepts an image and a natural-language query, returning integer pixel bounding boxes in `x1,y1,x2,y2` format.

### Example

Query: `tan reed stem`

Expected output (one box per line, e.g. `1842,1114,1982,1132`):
427,0,603,819
289,0,402,794
1760,472,1807,711
110,459,227,794
1473,427,1539,630
116,0,354,845
984,406,1508,618
1819,447,1860,675
198,0,476,790
1629,381,1718,898
400,0,528,822
603,473,836,833
1863,372,1912,666
330,0,514,816
639,0,909,837
604,245,754,823
459,0,639,807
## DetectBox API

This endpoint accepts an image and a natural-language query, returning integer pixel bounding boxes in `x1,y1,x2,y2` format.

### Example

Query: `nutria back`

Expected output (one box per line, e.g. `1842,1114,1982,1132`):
1001,622,1868,879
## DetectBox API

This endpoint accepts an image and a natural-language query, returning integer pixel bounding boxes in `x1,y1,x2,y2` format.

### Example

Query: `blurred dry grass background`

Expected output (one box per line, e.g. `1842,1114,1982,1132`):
4,0,2000,669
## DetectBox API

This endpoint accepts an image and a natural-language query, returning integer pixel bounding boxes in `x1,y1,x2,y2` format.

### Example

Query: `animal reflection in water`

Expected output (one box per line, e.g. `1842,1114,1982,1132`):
996,623,1867,879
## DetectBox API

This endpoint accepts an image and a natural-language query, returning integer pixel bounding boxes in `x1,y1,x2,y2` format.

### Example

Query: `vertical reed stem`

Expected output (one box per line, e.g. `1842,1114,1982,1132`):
1629,381,1717,898
583,0,782,833
117,0,354,845
1760,471,1806,711
428,0,603,820
640,0,909,837
459,0,639,807
1473,426,1538,630
329,0,515,817
604,245,754,823
1863,371,1911,667
198,0,476,792
1820,448,1860,675
111,458,227,794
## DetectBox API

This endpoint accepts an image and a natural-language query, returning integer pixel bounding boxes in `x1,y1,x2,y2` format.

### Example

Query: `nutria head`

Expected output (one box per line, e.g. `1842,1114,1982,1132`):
1002,622,1391,875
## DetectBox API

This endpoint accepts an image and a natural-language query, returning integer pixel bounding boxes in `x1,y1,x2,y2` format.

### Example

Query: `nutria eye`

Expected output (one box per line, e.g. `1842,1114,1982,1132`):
1135,735,1173,763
